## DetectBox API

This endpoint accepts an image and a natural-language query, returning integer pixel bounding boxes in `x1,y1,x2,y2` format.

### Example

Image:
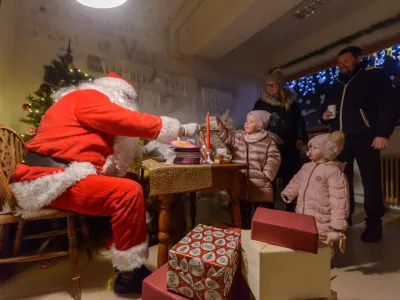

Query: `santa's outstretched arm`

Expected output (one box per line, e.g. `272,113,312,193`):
74,89,200,142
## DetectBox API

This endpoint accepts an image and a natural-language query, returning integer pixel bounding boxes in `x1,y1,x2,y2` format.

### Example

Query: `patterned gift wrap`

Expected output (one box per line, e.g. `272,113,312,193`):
167,224,241,300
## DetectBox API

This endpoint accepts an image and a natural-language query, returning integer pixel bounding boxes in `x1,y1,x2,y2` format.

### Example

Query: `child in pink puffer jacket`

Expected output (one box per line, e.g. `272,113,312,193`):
281,131,349,257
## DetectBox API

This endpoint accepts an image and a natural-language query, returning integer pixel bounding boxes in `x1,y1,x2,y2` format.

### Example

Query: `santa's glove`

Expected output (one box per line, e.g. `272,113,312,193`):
143,141,160,155
180,123,201,137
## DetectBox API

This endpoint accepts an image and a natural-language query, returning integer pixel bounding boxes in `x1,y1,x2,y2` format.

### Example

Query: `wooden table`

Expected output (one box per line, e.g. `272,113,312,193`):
155,163,248,267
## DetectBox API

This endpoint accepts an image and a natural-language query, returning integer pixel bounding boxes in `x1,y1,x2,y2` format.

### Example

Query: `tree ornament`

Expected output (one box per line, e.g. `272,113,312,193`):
22,103,31,111
26,127,37,136
63,38,73,64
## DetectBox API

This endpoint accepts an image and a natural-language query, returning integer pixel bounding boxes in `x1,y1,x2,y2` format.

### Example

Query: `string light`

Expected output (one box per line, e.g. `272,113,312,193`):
290,43,400,96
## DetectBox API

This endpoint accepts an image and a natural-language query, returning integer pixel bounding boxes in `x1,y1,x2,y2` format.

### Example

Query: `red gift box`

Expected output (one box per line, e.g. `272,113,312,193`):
143,264,250,300
167,224,241,299
251,208,318,254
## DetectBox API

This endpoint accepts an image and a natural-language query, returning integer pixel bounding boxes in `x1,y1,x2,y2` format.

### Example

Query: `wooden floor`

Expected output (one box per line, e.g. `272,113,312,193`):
1,200,400,300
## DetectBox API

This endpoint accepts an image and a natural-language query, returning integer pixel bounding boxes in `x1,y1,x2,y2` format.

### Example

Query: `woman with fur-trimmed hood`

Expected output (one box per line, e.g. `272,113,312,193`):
253,70,307,212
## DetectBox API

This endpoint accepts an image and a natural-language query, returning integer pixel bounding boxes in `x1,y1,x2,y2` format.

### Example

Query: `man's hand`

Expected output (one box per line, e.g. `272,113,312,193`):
322,110,333,121
296,139,304,149
181,123,201,136
371,137,389,150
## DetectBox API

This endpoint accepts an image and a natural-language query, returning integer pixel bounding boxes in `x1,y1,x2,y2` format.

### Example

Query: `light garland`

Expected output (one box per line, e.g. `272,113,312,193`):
289,43,400,96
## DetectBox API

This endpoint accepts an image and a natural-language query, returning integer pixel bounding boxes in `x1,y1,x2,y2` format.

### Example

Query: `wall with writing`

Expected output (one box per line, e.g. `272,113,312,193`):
1,0,259,133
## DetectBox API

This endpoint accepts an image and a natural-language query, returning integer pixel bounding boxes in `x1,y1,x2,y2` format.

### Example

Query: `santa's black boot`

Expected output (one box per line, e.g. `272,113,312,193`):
114,265,152,295
361,219,382,243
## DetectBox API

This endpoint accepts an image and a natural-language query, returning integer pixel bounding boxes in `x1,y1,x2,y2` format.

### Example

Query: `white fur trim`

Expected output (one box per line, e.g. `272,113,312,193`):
94,77,137,102
111,237,149,271
156,116,182,144
11,162,97,211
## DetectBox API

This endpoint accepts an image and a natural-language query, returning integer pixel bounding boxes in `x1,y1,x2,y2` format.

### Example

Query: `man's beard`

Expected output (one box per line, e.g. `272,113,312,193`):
339,68,351,77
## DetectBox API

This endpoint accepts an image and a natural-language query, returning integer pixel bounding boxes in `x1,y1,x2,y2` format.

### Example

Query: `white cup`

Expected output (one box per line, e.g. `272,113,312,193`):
327,105,337,119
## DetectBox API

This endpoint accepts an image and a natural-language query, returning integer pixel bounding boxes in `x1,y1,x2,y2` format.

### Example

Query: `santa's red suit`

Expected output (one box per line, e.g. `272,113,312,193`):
11,72,198,273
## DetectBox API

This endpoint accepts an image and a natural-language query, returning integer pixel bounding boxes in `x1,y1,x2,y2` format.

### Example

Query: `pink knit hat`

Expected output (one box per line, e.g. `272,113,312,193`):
309,131,345,161
247,110,271,130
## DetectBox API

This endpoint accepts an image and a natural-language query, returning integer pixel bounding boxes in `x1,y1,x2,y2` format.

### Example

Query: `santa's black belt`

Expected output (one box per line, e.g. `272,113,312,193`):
25,151,70,168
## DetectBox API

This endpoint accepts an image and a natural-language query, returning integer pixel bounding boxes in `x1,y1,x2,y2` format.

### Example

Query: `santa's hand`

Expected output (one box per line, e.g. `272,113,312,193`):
143,141,160,155
181,123,201,136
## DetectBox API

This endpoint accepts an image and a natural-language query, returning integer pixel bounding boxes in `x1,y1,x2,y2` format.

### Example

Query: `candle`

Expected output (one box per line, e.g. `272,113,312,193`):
206,112,211,150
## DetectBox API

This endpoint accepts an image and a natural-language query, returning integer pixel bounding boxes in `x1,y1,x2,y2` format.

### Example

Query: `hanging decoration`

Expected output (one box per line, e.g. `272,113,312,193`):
201,88,232,113
164,74,196,96
22,104,32,111
278,13,400,70
26,127,37,136
102,59,154,87
138,89,161,111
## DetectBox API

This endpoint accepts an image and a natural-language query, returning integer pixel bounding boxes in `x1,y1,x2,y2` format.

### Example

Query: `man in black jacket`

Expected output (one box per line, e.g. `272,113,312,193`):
322,46,399,243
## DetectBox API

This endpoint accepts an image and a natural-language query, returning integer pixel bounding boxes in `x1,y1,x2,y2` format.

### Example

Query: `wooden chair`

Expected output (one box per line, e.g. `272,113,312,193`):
0,125,92,300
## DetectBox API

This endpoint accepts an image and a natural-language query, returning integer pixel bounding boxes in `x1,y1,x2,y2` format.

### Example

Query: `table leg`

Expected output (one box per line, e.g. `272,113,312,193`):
157,193,176,268
189,192,197,229
228,171,241,228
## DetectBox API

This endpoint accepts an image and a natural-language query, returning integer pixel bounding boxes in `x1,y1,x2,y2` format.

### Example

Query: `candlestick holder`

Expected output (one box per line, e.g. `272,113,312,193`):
205,149,214,164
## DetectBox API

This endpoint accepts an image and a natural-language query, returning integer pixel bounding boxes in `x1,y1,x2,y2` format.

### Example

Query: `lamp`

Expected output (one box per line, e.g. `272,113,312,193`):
76,0,128,9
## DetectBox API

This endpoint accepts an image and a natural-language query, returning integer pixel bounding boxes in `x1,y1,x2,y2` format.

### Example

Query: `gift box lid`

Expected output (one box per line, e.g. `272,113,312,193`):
251,208,318,254
252,208,317,234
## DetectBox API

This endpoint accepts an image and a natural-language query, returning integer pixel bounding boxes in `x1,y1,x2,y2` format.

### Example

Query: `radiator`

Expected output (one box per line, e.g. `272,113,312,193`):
381,155,400,206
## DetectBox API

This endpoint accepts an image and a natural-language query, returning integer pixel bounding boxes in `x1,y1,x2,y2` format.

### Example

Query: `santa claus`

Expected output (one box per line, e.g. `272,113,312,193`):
10,72,200,294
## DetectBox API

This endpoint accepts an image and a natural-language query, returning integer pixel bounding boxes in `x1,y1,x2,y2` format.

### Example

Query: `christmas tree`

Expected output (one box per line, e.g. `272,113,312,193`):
21,40,95,142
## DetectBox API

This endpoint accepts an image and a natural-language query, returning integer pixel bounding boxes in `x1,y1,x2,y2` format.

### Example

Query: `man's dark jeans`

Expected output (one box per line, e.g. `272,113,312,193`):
338,134,384,221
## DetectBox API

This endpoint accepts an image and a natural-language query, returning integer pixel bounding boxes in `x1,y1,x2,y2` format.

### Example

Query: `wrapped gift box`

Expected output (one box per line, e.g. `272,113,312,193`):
241,230,331,300
167,224,241,300
143,263,250,300
251,207,318,254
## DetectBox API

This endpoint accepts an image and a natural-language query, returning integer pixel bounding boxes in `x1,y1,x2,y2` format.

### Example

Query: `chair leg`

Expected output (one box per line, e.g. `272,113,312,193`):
79,215,93,261
12,221,25,257
67,216,81,300
189,192,197,229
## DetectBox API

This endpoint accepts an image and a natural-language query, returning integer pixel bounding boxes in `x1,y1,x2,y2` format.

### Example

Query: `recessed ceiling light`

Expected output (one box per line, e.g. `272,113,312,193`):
294,0,331,19
76,0,128,9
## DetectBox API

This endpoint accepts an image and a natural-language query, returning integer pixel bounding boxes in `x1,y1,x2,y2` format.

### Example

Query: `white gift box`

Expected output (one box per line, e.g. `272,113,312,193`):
241,230,331,300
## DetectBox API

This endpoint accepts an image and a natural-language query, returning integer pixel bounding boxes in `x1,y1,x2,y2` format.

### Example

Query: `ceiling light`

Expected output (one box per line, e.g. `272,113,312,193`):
294,0,331,19
76,0,128,9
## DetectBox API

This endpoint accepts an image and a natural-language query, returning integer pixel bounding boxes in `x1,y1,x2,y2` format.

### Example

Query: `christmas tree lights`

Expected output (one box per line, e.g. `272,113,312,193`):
20,40,94,142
